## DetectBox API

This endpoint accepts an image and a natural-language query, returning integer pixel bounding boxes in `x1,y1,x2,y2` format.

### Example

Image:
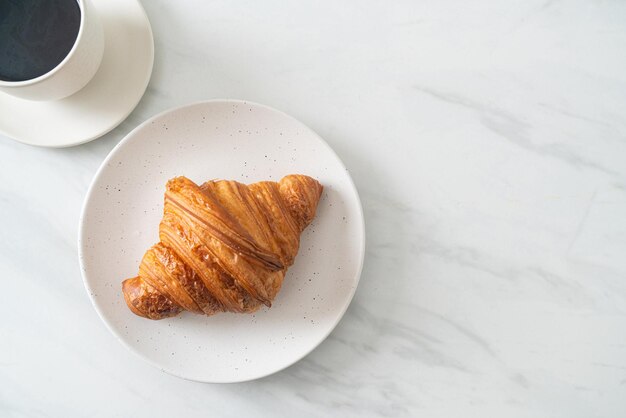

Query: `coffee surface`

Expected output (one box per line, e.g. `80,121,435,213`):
0,0,81,82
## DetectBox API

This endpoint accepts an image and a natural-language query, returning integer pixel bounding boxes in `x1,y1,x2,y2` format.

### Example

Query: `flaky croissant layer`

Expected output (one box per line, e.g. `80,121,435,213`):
122,174,323,320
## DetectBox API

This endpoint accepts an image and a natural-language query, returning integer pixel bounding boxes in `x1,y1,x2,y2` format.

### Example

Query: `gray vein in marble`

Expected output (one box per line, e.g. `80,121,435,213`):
413,306,497,357
566,189,597,254
412,84,620,177
537,102,619,130
288,358,413,417
335,304,473,374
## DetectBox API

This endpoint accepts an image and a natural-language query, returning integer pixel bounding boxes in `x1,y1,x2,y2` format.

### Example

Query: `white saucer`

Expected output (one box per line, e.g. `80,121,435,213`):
0,0,154,148
79,100,366,382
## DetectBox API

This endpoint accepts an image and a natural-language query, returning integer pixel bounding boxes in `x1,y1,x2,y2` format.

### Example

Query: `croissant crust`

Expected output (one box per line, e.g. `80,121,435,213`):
122,174,323,320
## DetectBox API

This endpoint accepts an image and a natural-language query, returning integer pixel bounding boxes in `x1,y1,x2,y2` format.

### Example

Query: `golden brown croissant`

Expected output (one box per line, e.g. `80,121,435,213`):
122,174,323,320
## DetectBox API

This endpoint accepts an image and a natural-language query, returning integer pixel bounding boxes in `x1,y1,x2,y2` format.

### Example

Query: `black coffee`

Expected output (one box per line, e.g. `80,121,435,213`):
0,0,81,82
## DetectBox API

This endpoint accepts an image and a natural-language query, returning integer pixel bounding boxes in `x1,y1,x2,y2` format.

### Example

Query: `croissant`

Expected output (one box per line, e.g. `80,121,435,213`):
122,174,323,320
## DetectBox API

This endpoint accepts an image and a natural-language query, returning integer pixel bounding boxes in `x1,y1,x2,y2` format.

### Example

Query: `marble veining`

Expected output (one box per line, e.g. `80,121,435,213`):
1,0,626,416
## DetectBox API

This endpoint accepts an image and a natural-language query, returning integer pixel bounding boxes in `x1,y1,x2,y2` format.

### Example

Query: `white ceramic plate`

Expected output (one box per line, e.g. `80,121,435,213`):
0,0,153,147
79,100,365,382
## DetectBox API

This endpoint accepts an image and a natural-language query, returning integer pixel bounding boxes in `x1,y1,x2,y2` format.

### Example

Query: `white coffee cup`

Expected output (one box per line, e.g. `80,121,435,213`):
0,0,104,101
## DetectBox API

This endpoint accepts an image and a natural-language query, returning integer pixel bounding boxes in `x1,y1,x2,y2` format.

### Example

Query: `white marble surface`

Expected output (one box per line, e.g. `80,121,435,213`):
2,0,626,416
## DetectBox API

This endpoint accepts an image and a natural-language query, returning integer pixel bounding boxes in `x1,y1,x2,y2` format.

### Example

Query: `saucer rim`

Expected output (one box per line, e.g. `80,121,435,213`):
0,0,154,148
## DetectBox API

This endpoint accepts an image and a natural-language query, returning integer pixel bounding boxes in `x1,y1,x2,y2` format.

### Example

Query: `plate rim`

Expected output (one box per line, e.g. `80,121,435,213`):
78,99,366,383
0,0,154,148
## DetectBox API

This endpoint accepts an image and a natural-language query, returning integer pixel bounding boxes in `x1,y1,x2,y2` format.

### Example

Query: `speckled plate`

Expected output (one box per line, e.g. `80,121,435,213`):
78,100,365,383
